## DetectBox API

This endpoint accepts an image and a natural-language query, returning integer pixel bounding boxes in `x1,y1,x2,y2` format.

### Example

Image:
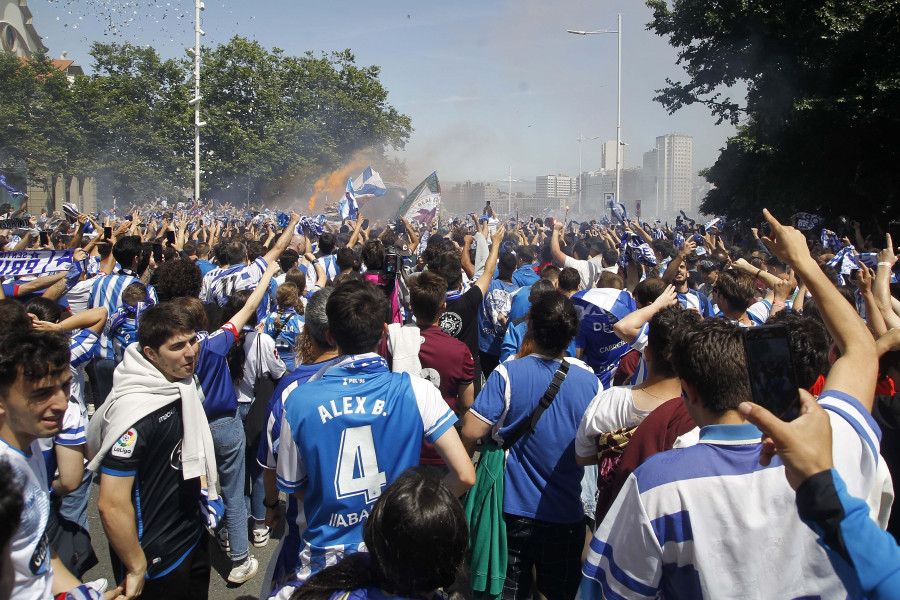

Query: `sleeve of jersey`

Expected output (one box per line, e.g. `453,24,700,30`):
69,330,99,369
499,323,521,363
819,390,882,499
258,399,283,470
579,473,663,600
205,325,239,356
409,376,458,443
240,257,267,288
276,411,307,493
631,322,650,352
746,299,772,325
147,284,158,303
469,367,507,426
575,388,610,459
100,422,147,477
56,401,87,447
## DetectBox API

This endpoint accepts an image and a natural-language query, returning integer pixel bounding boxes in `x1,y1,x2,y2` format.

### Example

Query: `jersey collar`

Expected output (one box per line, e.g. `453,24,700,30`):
698,423,763,445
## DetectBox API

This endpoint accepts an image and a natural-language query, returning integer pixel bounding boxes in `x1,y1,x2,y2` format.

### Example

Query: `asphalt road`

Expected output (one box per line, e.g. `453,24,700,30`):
81,475,284,600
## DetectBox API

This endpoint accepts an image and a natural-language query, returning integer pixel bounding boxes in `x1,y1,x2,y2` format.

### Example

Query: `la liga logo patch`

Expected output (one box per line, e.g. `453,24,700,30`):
111,428,138,458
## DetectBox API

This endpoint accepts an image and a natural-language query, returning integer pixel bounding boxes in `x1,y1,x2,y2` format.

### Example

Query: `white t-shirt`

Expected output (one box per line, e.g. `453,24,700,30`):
574,386,653,459
564,256,602,290
0,438,52,600
65,279,94,314
235,330,287,404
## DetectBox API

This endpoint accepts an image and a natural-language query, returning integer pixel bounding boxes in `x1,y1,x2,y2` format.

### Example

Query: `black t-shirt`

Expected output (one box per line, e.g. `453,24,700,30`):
101,402,203,578
440,285,484,391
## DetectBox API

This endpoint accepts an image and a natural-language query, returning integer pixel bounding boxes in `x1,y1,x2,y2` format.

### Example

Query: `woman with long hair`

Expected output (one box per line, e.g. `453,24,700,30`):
275,468,468,600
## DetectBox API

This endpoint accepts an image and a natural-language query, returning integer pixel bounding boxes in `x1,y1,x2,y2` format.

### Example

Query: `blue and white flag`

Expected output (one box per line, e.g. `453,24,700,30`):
351,167,387,198
821,229,842,253
339,178,360,221
679,210,696,226
793,212,825,231
704,216,724,230
826,245,859,279
0,249,76,278
296,215,326,238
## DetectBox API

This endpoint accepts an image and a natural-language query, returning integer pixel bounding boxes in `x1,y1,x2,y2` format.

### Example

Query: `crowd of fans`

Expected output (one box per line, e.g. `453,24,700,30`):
0,195,898,600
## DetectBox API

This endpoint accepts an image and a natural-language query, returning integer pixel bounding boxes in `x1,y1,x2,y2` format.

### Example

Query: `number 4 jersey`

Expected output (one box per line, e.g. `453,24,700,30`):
276,353,457,581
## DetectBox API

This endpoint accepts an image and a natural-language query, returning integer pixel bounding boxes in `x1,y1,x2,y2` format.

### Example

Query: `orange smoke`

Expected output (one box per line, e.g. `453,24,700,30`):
308,150,373,214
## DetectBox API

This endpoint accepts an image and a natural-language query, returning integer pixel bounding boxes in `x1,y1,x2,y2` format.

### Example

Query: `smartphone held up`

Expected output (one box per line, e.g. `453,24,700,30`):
743,324,801,421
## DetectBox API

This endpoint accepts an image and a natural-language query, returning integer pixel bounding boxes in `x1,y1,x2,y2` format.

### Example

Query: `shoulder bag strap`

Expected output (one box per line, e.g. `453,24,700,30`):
501,360,570,450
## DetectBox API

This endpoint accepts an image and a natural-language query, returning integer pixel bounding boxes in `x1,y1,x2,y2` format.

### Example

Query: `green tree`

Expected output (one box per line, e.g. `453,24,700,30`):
200,37,412,203
81,42,193,205
647,0,900,224
0,52,91,210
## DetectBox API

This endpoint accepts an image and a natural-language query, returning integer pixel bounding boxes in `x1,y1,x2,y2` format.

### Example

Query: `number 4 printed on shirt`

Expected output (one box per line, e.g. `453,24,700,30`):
334,425,387,504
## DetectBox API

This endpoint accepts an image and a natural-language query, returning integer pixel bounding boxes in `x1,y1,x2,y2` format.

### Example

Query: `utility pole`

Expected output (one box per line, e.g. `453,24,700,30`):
190,1,206,205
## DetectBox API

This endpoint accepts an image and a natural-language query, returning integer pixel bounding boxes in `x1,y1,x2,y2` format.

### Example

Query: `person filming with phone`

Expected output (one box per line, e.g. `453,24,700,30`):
580,209,882,600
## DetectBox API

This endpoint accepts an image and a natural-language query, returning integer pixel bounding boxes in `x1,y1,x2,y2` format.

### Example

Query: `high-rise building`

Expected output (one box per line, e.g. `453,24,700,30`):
600,140,626,171
654,133,693,216
443,181,500,215
535,175,577,199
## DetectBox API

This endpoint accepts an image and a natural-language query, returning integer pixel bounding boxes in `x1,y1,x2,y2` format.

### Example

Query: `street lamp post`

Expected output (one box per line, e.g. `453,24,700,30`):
568,13,622,221
190,1,206,205
577,134,599,214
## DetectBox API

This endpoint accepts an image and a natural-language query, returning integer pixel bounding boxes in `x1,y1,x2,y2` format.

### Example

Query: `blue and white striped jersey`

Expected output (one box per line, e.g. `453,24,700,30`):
579,390,881,600
201,257,268,307
276,353,456,583
89,271,158,360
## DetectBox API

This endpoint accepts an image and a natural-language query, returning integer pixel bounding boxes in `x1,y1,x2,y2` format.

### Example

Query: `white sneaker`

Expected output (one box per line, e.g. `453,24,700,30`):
216,527,230,553
85,578,108,593
252,525,270,548
227,556,258,584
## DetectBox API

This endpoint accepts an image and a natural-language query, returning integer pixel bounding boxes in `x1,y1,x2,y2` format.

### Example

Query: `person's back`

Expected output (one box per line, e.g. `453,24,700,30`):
276,280,472,582
571,286,636,386
278,361,455,572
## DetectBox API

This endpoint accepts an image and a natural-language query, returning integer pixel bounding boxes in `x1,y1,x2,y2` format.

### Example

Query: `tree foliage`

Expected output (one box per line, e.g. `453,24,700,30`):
647,0,900,224
0,37,412,207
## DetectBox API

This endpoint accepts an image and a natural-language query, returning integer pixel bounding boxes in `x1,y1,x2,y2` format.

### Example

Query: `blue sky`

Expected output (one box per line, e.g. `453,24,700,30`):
29,0,738,191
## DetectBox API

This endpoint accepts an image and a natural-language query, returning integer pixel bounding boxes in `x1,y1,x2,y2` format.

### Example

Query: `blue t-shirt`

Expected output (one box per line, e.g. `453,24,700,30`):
262,309,305,372
571,287,636,387
478,279,520,356
507,286,532,323
276,354,457,578
195,324,239,418
470,355,599,523
195,259,216,277
512,264,540,288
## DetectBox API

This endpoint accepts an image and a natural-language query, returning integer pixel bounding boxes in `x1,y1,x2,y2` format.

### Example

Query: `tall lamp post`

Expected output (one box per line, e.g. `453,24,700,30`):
568,13,622,220
189,1,207,205
577,134,599,214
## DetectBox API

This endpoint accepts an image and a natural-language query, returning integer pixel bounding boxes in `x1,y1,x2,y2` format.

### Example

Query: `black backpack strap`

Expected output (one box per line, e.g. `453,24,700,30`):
502,360,570,450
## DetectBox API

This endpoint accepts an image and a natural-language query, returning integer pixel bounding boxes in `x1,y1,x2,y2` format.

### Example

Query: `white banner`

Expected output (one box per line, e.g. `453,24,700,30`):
0,249,75,278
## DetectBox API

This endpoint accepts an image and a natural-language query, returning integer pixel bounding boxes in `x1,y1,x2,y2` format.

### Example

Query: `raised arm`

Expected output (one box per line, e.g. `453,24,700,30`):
874,234,900,330
613,285,678,344
762,209,877,409
262,212,301,265
473,226,506,296
662,240,696,284
550,221,568,267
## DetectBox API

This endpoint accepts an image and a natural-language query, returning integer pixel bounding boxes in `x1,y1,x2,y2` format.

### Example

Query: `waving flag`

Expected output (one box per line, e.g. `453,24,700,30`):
352,167,387,198
397,172,441,225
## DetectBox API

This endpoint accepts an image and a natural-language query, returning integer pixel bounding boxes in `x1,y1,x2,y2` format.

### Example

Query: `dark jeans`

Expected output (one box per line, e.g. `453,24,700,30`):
502,514,585,600
94,358,117,408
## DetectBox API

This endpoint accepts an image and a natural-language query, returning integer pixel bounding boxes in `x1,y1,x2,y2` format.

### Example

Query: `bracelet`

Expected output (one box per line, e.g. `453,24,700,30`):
755,268,762,279
263,497,280,509
878,262,894,267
